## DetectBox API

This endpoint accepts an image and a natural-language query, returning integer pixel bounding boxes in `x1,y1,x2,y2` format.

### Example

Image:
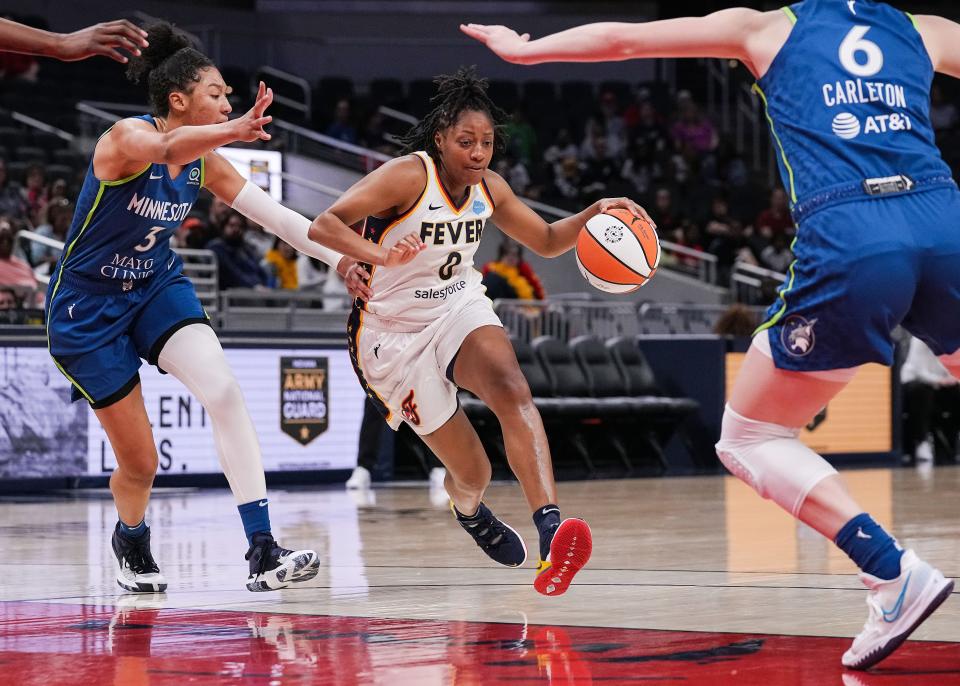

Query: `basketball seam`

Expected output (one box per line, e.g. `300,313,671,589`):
575,253,642,290
632,220,660,272
583,226,648,280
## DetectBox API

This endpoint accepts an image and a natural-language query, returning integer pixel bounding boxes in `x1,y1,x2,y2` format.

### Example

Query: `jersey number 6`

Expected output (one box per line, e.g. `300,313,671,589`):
839,25,883,78
439,252,462,280
134,226,166,253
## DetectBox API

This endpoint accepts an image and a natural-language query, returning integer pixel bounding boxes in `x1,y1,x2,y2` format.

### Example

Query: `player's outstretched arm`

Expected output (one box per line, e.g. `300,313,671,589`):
0,17,148,63
460,8,761,66
484,171,652,258
308,155,427,267
95,81,274,179
915,15,960,80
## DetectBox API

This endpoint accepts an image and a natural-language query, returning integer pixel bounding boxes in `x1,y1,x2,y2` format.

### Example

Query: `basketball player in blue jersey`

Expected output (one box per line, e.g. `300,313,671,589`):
46,22,424,594
310,67,650,596
465,1,959,670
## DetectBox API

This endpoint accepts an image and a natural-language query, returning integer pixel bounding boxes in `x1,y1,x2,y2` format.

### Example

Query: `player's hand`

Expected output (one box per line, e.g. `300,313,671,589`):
460,24,530,63
337,257,374,301
382,231,426,267
233,81,273,142
595,197,657,229
56,20,149,63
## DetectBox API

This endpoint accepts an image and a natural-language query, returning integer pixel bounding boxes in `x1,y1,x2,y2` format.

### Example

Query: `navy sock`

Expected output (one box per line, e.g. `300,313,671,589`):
454,503,483,521
118,518,147,539
533,504,561,561
238,499,272,546
834,513,903,580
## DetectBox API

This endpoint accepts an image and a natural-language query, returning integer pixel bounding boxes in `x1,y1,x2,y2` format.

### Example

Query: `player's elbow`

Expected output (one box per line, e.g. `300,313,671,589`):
307,212,336,244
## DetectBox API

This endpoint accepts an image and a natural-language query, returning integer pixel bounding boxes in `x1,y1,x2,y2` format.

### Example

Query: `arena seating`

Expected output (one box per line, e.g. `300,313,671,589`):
457,335,698,478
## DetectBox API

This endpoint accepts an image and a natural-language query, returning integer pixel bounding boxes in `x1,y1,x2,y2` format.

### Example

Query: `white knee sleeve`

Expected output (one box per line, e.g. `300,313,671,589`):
158,323,267,504
715,405,837,516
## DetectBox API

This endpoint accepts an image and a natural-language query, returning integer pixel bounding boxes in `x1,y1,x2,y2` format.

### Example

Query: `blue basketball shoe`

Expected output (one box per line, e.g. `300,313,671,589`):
454,502,527,567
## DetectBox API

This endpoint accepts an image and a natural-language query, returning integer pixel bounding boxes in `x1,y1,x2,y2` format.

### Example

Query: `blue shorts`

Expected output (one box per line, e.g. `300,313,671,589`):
759,185,960,371
45,270,208,408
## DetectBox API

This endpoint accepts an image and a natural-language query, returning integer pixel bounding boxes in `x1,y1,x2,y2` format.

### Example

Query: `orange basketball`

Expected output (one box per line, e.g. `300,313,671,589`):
575,208,661,293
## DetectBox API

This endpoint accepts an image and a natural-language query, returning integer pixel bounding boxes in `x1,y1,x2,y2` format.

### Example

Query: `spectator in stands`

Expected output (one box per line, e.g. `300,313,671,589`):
754,187,795,238
505,107,537,165
543,128,578,167
630,100,670,156
23,163,46,225
244,220,274,259
579,118,607,161
170,216,204,249
669,220,705,272
929,84,958,132
207,210,272,290
481,237,545,301
705,194,750,283
208,196,231,229
670,92,717,155
495,152,531,197
650,187,681,237
47,177,68,204
548,156,584,211
621,139,661,198
0,285,18,310
760,232,793,273
713,303,759,337
30,197,71,274
901,336,960,464
581,135,624,203
326,99,358,145
598,90,627,160
0,219,37,290
0,158,27,220
0,285,22,323
262,237,299,290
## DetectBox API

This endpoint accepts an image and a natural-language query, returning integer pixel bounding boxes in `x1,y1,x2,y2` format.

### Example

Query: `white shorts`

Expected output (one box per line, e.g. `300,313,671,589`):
353,295,503,435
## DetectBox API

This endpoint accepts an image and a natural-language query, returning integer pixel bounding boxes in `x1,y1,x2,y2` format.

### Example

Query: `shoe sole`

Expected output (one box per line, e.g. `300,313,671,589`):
534,519,592,597
246,550,318,592
116,573,167,594
845,577,954,671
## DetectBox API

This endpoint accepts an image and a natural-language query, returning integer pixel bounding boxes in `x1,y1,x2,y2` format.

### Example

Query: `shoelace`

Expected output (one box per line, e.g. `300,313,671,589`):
245,537,292,576
125,540,160,575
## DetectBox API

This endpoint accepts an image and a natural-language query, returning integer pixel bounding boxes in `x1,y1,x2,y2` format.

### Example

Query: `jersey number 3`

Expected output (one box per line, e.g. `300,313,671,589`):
839,26,883,78
134,226,165,253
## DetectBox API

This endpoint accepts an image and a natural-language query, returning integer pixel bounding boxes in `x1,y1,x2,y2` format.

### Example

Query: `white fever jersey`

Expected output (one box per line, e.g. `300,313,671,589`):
358,151,495,326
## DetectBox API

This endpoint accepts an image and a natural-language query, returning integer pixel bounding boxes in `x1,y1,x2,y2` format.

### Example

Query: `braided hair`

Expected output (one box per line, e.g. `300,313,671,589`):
125,21,215,117
401,66,508,160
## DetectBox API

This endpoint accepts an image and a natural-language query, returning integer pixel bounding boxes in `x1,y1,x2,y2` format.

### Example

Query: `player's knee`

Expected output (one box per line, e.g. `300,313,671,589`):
200,373,244,419
115,450,158,484
715,404,836,516
449,461,492,495
481,369,533,413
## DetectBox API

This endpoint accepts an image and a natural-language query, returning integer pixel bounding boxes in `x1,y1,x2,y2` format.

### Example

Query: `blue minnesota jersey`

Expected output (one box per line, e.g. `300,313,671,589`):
756,0,952,208
52,114,203,287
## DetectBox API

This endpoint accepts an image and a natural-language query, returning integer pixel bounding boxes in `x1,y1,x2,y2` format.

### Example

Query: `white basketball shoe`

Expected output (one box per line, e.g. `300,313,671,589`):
842,549,953,670
345,466,371,490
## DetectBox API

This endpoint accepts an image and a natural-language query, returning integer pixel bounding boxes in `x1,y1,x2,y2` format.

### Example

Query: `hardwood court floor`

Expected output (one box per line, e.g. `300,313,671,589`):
1,468,958,684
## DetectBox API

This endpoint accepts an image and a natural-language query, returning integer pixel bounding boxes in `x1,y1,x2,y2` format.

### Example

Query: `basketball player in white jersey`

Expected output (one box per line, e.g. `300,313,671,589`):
309,67,651,595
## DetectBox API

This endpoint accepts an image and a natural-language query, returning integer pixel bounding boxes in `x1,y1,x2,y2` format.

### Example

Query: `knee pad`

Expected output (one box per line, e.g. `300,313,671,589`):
715,405,837,516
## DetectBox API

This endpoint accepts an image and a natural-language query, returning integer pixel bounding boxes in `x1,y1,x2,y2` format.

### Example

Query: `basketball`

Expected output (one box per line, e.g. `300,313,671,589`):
575,208,661,293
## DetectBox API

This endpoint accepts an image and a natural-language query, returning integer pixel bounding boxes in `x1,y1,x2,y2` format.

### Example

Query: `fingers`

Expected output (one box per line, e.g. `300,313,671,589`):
459,24,489,41
598,198,657,229
398,231,426,251
106,19,149,46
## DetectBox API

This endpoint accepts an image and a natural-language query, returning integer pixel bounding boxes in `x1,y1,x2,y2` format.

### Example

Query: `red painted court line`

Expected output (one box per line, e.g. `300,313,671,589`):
0,601,957,685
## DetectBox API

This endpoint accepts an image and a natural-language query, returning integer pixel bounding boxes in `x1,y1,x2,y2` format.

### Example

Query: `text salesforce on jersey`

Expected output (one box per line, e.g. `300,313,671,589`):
414,280,467,300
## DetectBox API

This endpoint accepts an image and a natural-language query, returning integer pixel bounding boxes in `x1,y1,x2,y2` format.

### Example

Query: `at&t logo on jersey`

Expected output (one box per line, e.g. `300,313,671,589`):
831,112,911,140
824,26,913,141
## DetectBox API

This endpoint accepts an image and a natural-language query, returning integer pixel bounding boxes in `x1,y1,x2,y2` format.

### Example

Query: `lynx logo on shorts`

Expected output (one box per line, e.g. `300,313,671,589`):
401,389,421,426
280,357,329,445
781,315,818,357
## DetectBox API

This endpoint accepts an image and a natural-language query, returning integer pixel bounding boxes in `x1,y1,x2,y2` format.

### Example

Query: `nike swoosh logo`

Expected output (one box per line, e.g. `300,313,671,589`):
881,571,911,623
167,257,176,270
150,172,163,180
541,507,560,516
258,500,268,508
428,203,444,210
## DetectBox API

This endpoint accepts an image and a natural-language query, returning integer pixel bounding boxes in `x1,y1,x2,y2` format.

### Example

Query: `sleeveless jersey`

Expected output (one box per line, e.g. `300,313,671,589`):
359,151,495,326
756,0,952,208
51,114,203,290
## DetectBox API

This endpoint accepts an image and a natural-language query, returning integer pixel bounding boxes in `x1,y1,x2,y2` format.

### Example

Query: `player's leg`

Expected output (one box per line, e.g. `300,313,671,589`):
452,324,591,596
719,336,952,670
94,383,168,593
156,322,318,591
418,408,528,567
